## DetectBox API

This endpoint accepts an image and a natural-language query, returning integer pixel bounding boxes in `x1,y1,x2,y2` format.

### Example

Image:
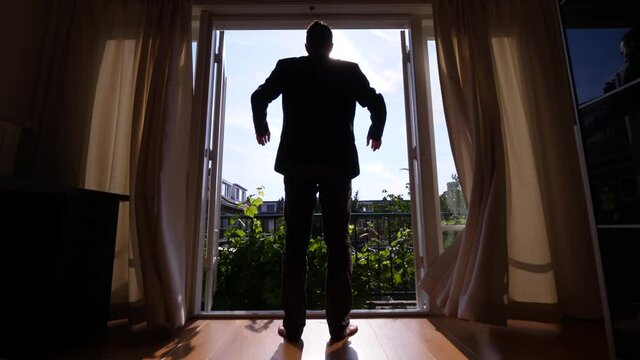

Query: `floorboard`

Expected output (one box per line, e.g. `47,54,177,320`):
51,317,608,359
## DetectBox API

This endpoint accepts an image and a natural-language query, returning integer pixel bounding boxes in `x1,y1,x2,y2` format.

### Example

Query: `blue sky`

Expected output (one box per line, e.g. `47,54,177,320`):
203,30,456,201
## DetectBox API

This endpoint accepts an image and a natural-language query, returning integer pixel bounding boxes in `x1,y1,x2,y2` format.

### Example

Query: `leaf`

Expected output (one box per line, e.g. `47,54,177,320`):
394,273,402,285
245,205,258,217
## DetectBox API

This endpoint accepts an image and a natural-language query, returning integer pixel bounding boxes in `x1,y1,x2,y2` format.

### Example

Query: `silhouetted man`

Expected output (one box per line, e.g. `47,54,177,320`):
604,27,639,93
251,20,386,343
602,27,640,173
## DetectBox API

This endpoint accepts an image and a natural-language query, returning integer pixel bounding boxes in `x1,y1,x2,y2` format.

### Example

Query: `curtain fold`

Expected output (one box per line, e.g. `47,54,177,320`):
423,0,508,325
85,30,145,323
131,0,195,328
37,0,198,329
489,0,602,320
423,0,602,325
28,0,105,185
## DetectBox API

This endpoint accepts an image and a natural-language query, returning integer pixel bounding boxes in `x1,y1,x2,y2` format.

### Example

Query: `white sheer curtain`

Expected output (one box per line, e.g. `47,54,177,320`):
130,0,196,325
32,0,198,329
422,0,602,325
85,36,145,323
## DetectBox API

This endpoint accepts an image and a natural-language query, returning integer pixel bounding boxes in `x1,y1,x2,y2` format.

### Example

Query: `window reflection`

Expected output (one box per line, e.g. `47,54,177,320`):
561,1,640,357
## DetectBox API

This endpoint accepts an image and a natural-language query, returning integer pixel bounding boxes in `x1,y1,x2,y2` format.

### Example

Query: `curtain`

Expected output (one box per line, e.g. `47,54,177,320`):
423,0,602,325
26,0,107,185
35,0,196,329
85,10,145,323
130,0,196,328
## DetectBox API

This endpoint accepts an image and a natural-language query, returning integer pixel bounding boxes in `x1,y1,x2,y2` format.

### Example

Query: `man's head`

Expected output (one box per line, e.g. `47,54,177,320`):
621,27,639,64
305,20,333,57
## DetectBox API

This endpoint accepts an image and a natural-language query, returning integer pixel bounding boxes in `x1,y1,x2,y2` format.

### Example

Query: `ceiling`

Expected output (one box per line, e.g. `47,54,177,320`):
192,1,432,30
560,0,639,28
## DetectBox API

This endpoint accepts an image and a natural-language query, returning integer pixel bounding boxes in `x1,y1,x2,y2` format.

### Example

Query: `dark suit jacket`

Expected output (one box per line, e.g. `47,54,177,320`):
251,55,386,179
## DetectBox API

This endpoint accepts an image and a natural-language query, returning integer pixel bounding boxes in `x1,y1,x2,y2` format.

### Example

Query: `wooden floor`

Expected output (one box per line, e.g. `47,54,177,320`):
59,318,464,360
429,317,609,360
55,317,609,360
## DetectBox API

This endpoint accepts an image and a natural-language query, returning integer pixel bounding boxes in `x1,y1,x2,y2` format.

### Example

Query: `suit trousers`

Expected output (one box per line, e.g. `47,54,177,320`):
282,173,353,340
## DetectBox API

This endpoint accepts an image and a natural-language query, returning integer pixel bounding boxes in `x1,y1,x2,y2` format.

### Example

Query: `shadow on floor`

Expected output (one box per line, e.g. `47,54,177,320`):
428,316,609,360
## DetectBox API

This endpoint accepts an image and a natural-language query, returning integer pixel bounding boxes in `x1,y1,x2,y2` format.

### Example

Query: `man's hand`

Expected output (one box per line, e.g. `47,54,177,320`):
257,133,271,146
367,137,382,151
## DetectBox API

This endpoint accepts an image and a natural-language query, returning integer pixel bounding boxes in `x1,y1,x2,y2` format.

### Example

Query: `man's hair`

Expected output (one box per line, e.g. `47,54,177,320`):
306,20,332,48
622,27,639,45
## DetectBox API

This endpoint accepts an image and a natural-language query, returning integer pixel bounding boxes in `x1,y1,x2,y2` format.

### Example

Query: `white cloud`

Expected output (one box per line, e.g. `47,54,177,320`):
355,160,409,198
370,29,397,42
219,30,455,200
224,111,255,130
330,31,402,94
222,140,282,199
227,37,254,46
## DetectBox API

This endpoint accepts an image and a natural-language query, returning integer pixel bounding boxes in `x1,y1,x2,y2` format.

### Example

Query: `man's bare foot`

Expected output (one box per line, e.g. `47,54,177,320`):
330,324,358,343
278,325,301,342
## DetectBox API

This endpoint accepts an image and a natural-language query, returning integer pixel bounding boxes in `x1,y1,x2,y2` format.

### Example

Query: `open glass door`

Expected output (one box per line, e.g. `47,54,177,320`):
203,29,226,312
400,30,425,310
192,7,435,315
401,23,442,311
193,10,226,313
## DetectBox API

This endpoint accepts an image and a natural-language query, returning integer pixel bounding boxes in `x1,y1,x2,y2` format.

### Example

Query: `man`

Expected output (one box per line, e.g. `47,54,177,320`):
251,20,386,343
604,27,639,93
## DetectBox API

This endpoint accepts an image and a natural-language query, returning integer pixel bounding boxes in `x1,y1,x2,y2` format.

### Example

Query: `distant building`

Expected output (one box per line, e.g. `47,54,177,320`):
439,176,467,218
220,179,247,215
259,200,282,214
354,200,377,212
219,180,248,237
258,199,284,232
225,195,413,235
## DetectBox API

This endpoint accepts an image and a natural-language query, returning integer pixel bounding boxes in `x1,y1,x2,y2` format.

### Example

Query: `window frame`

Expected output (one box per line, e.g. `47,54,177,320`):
192,3,442,317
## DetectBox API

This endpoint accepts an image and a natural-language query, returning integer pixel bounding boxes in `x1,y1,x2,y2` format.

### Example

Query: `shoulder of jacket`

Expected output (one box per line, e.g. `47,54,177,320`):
330,58,359,68
278,57,305,65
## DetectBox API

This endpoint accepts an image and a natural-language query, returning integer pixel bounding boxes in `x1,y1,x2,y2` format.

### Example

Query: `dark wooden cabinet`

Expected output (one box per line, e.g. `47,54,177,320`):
0,179,128,358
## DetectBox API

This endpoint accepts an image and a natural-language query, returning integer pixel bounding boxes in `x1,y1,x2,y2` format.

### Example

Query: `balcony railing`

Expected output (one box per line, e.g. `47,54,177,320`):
213,211,466,310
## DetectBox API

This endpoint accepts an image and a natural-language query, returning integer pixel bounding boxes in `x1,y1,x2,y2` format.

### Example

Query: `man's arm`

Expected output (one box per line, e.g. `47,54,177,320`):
352,64,386,151
251,60,285,145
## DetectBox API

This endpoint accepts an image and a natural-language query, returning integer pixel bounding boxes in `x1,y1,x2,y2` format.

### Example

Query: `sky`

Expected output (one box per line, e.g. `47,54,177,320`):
198,30,457,201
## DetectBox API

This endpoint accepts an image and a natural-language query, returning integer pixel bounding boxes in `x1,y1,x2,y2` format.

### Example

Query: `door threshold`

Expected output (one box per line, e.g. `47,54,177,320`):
196,309,429,319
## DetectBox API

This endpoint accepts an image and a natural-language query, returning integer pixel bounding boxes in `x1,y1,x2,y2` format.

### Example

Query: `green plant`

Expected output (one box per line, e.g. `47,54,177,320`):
351,226,414,308
214,188,285,310
212,189,417,311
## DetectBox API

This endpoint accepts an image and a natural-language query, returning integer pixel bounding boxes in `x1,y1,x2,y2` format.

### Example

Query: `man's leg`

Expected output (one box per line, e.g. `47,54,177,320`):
318,176,353,340
281,175,317,341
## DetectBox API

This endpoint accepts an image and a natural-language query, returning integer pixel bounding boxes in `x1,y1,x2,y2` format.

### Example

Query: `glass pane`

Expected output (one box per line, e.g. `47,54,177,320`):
211,29,415,311
560,1,639,358
565,27,639,225
427,40,468,250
